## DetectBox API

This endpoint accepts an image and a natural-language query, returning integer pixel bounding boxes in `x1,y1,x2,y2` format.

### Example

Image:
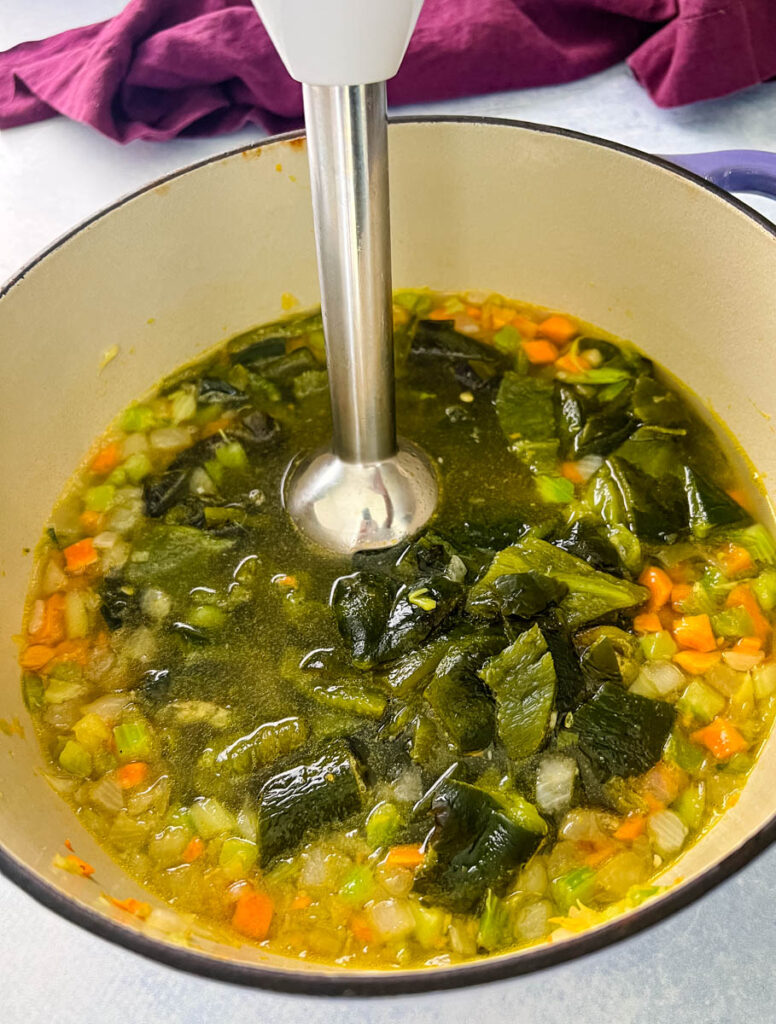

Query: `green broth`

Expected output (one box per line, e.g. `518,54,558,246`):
22,291,776,967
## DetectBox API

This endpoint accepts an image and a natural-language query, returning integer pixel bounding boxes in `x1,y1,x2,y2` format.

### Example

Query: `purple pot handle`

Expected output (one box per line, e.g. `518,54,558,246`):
664,150,776,199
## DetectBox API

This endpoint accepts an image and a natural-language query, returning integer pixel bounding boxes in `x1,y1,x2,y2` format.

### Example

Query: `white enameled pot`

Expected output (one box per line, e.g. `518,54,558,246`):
1,119,775,994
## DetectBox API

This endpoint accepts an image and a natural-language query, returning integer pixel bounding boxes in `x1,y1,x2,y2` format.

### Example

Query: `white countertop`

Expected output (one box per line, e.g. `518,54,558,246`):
3,5,776,1022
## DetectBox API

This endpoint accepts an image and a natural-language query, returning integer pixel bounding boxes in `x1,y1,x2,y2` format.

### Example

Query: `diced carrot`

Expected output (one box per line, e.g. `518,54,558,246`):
726,489,749,511
644,793,665,813
673,650,721,675
561,461,585,485
690,718,748,761
726,585,771,642
633,612,662,633
512,314,538,338
273,574,297,588
90,442,122,476
64,839,74,852
290,892,312,910
349,913,373,944
613,814,646,841
583,839,617,868
79,510,104,534
428,308,452,321
384,844,425,869
232,890,274,941
63,537,98,574
639,565,672,612
537,315,577,345
465,305,482,321
109,896,151,919
673,614,716,653
28,593,66,646
64,854,95,877
201,416,235,438
181,836,204,863
522,340,558,365
733,636,762,654
49,638,91,667
670,584,692,613
554,352,591,374
117,762,149,789
19,644,56,671
718,542,754,576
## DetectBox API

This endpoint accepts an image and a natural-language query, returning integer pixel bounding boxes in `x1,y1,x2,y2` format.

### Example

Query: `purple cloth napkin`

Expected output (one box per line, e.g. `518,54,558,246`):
1,0,774,143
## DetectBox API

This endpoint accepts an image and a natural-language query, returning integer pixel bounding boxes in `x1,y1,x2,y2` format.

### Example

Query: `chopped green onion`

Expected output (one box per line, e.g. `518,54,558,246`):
58,739,92,777
113,721,153,761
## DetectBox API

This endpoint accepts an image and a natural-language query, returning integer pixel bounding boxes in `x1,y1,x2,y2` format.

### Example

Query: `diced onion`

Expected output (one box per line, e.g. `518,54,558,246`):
149,426,194,453
536,755,577,814
41,559,68,595
81,692,132,722
636,660,685,696
575,454,604,482
369,899,417,941
189,466,217,497
513,900,552,942
121,432,149,457
647,809,688,856
377,864,414,897
128,775,170,818
140,588,172,621
89,774,125,814
706,662,747,696
93,531,119,550
722,651,764,672
753,662,776,699
391,768,423,805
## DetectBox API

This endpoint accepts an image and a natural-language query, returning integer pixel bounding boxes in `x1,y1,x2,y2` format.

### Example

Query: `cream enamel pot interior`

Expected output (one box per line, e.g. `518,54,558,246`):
1,119,776,994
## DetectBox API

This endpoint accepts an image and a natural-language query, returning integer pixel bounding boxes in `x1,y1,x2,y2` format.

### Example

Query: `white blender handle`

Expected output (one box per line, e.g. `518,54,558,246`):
252,0,423,85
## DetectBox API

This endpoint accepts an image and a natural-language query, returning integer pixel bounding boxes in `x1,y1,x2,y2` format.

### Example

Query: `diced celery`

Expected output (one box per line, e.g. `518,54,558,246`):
124,452,153,484
394,290,434,316
44,677,86,704
188,605,226,630
626,885,662,908
536,475,575,504
189,796,236,838
639,630,678,661
492,325,522,355
73,713,111,752
22,672,44,711
339,865,374,905
204,458,225,486
407,587,437,612
672,783,706,830
752,570,776,612
214,441,248,471
733,523,776,566
59,739,92,777
195,403,223,426
292,370,328,401
106,466,128,486
113,721,153,761
49,662,82,683
411,902,449,950
84,484,116,512
722,752,754,774
65,590,89,639
551,866,596,912
664,729,706,774
218,836,258,879
203,506,246,527
228,364,252,391
365,801,401,848
120,404,157,433
477,889,511,951
712,607,754,641
677,680,726,724
729,675,755,720
753,661,776,699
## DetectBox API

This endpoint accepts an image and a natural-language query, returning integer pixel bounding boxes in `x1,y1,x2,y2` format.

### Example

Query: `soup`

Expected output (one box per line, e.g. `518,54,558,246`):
19,291,776,967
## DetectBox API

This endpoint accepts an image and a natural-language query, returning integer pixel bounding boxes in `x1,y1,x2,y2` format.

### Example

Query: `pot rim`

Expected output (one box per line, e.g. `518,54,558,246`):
2,115,776,996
